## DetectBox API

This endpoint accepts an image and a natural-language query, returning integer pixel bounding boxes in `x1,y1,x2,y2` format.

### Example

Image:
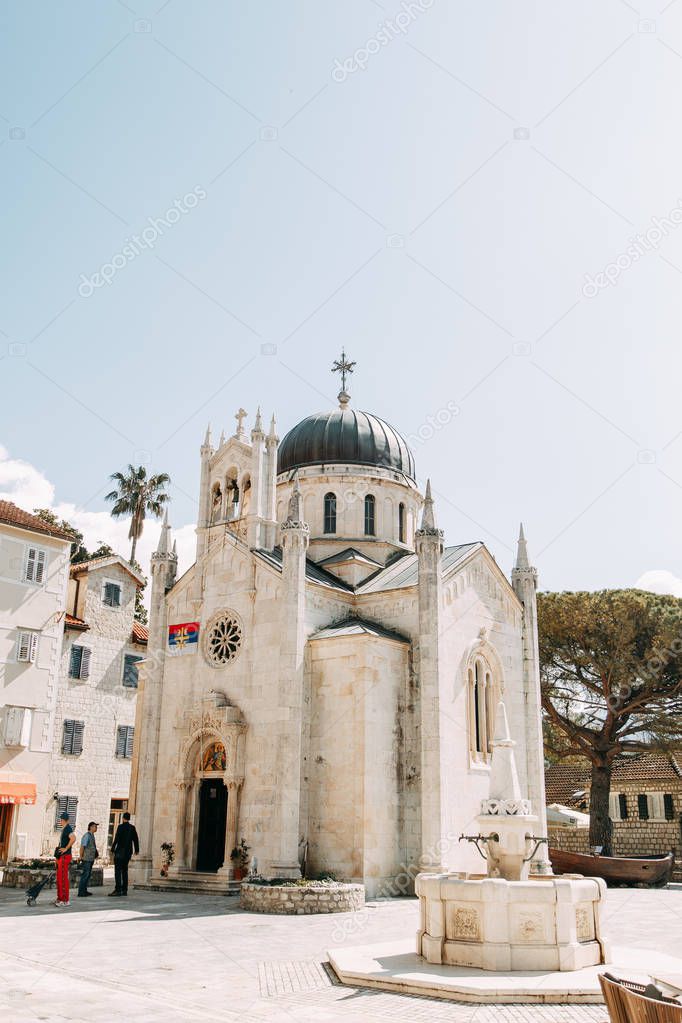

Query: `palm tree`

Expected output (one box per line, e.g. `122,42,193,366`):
105,465,171,566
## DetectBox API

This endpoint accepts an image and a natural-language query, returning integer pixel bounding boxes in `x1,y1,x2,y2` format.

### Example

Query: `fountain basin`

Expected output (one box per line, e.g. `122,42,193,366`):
416,872,610,972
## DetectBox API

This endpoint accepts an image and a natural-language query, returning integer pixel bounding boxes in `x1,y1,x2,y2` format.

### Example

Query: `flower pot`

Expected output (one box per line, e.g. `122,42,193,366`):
233,867,245,881
160,864,168,877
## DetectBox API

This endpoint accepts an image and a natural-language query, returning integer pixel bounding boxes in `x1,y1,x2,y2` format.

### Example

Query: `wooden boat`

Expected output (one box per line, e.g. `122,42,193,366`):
549,847,673,887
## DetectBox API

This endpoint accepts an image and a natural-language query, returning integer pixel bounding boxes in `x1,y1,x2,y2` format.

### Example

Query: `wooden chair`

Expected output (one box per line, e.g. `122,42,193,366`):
599,973,682,1023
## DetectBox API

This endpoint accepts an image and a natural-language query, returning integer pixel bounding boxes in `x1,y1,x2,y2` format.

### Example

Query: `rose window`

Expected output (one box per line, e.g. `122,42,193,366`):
205,614,243,666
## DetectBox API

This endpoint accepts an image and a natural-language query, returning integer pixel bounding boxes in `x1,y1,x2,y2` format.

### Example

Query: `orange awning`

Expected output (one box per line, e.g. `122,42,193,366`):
0,771,37,805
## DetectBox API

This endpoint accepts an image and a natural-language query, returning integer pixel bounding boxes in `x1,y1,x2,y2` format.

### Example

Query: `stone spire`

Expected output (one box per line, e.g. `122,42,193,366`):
268,414,278,442
421,479,436,531
219,429,225,447
515,522,530,570
487,701,524,806
253,407,263,435
202,423,212,450
155,509,171,556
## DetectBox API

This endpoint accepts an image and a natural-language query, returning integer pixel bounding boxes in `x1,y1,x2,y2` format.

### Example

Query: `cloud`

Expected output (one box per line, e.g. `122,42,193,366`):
635,570,682,599
0,446,196,597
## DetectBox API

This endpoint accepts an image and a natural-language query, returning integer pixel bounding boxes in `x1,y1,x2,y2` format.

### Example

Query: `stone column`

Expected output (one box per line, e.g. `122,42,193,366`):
218,780,242,877
416,481,446,871
170,781,190,871
512,524,551,874
129,518,177,884
270,476,309,878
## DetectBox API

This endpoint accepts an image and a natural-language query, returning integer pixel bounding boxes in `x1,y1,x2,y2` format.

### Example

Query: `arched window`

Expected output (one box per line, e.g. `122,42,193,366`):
210,483,222,524
467,653,499,761
323,492,337,534
364,494,376,536
398,502,406,543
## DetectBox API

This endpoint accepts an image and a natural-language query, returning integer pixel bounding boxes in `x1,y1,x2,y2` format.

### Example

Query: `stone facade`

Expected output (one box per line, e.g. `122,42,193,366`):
0,503,72,861
43,556,146,856
130,397,548,897
240,882,364,914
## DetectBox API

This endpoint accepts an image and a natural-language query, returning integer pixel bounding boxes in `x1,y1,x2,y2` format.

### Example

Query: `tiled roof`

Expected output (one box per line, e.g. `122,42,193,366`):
545,754,682,806
70,554,145,586
545,764,589,806
64,613,89,631
309,617,410,644
132,621,148,644
0,501,73,541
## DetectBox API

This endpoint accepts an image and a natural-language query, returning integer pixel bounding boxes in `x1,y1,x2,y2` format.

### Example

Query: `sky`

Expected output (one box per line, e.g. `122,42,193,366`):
2,0,682,597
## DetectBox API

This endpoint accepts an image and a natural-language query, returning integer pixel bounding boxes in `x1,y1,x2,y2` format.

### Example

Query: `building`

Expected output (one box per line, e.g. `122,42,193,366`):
131,369,548,895
0,501,72,861
545,755,682,873
44,555,147,856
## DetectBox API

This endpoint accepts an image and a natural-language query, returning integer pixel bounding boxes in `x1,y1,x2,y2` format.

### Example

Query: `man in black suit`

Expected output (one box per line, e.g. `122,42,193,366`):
109,812,140,896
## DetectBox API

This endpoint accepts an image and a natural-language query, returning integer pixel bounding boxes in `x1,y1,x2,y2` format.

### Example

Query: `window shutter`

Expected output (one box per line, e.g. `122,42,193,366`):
28,632,38,662
104,582,121,607
79,647,91,680
115,726,127,757
4,707,25,746
72,721,84,756
34,549,46,583
123,654,141,688
62,719,74,754
17,632,31,662
650,793,665,820
55,796,68,828
69,646,82,678
664,794,675,820
25,547,36,581
637,793,649,819
619,793,628,820
609,794,620,821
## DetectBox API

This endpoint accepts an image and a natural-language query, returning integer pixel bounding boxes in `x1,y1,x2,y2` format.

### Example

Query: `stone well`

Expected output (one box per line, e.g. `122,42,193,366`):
416,873,609,972
240,882,364,915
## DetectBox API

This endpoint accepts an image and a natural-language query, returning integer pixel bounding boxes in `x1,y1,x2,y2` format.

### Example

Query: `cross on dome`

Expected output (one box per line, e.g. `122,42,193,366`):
332,349,356,409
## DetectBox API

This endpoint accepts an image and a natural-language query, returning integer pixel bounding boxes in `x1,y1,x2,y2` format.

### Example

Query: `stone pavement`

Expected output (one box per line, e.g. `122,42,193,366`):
0,882,680,1023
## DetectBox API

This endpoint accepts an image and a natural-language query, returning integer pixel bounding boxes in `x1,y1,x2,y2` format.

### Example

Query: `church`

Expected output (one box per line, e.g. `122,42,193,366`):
130,357,548,896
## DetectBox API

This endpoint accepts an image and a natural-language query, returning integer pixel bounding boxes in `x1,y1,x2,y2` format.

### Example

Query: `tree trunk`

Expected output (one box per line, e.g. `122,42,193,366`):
129,534,137,566
589,759,613,855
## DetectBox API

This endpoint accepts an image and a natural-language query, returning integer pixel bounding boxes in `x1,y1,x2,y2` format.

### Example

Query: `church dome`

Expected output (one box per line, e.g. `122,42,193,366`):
278,408,416,481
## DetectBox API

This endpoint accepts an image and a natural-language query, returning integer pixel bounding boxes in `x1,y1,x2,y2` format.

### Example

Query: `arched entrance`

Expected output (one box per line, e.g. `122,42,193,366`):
174,706,247,877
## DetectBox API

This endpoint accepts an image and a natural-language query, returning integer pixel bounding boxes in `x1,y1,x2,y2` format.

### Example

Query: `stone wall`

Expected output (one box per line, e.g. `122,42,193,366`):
44,562,144,855
2,864,103,888
549,823,681,863
240,882,364,915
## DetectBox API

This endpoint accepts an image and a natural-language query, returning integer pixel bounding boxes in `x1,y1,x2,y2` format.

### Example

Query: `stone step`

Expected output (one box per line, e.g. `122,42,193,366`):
133,874,242,896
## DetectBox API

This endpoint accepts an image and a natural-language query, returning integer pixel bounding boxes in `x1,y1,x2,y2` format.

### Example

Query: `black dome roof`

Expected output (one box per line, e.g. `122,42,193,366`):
278,408,416,480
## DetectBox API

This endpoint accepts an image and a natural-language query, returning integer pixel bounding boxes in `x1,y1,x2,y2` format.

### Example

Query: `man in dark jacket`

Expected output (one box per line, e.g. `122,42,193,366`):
109,812,140,896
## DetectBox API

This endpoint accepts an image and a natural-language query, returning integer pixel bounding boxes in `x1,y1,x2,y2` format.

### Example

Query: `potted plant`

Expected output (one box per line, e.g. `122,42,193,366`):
160,841,175,877
230,838,250,880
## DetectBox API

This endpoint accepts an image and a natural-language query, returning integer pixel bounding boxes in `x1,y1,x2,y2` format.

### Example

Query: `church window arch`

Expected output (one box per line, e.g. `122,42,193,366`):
364,494,376,536
241,474,251,516
467,652,499,762
398,502,406,543
323,492,337,534
211,482,223,524
225,468,239,519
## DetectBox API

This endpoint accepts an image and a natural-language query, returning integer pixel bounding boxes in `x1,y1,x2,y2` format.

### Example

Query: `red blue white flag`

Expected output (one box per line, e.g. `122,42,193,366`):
168,622,199,655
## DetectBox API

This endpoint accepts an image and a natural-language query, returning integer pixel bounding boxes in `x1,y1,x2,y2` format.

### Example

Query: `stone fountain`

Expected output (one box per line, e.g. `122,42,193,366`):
416,702,610,972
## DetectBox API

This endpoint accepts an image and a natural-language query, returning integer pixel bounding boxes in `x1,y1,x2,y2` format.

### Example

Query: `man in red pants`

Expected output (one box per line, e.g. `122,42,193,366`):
54,810,76,906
